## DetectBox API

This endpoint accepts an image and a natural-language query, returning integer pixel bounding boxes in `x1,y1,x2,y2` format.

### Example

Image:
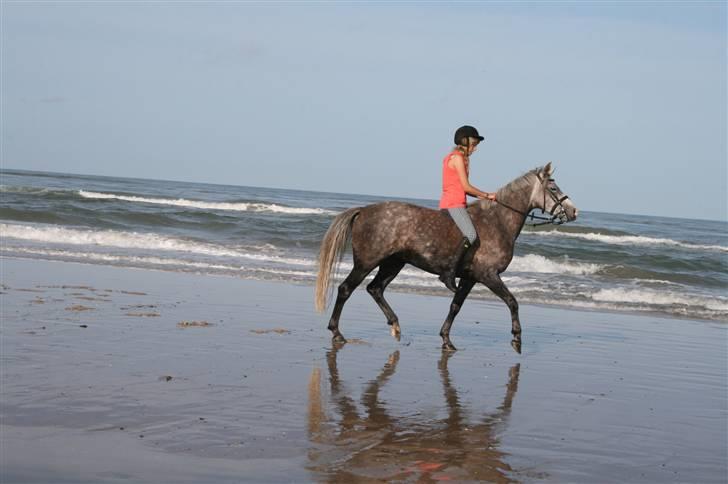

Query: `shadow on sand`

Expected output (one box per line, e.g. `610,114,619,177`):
307,345,522,482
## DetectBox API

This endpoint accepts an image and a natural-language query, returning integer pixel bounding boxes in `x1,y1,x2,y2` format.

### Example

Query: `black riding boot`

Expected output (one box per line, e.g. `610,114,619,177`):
439,237,478,293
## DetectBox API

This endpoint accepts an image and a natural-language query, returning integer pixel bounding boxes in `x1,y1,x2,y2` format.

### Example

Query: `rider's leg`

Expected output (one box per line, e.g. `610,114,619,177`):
440,207,479,293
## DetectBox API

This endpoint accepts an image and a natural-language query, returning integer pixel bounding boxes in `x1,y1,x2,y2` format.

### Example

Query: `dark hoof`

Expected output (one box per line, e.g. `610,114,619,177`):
441,341,457,352
332,333,347,344
511,338,522,354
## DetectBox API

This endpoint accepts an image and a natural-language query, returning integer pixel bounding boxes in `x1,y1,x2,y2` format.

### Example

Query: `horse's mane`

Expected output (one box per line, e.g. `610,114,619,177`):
496,168,540,200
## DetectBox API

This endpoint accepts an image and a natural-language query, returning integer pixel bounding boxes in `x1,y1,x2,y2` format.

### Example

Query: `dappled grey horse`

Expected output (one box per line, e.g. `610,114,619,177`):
315,162,578,352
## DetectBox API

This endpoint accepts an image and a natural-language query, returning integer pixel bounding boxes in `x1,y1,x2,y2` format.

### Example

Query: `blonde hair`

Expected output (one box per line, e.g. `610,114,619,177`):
454,137,480,157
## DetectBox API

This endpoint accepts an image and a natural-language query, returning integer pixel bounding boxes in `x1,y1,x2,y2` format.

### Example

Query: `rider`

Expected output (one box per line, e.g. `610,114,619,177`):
439,125,497,292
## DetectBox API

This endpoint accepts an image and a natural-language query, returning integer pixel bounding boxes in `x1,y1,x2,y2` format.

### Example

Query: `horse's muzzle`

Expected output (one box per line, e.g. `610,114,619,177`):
562,200,578,222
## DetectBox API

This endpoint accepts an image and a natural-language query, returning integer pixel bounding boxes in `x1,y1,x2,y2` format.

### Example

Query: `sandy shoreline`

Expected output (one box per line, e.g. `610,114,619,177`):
1,257,726,483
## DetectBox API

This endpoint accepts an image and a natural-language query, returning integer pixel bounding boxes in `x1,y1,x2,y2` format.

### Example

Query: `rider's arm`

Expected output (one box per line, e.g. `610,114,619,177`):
450,154,497,201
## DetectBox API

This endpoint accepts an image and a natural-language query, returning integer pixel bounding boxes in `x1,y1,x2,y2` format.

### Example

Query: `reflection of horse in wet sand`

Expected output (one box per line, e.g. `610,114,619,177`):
315,163,577,352
307,347,521,482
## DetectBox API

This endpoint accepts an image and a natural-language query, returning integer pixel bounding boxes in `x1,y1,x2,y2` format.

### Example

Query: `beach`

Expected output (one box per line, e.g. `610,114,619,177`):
3,1,727,481
1,257,726,483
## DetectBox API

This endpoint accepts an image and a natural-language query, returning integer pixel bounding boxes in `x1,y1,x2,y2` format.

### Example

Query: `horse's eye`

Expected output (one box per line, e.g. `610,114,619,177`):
549,187,558,192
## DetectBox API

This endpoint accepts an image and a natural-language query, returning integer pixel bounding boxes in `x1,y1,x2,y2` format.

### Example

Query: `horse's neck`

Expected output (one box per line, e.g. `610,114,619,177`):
500,201,529,244
497,175,536,213
492,177,535,242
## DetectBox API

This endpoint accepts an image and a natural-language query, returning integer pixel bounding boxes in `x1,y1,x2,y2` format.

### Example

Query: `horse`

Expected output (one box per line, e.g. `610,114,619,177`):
315,162,578,352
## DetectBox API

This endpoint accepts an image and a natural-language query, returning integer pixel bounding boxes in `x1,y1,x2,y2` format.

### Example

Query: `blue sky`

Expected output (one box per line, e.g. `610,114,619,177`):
2,2,726,220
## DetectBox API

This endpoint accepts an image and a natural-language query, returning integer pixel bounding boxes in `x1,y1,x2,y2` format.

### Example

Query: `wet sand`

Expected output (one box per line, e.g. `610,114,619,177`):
1,257,726,483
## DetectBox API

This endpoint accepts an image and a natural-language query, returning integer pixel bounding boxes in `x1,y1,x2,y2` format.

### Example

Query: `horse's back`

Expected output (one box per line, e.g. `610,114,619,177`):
358,200,437,220
355,201,445,235
350,201,461,269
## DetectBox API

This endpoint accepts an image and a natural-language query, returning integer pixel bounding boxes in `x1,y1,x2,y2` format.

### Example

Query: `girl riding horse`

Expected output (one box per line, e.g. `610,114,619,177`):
439,125,497,291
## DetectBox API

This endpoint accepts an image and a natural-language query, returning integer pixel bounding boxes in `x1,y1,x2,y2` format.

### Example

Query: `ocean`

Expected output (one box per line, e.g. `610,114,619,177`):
1,169,726,322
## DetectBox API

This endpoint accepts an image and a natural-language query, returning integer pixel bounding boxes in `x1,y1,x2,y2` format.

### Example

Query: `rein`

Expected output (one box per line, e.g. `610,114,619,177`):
494,199,560,226
492,173,569,227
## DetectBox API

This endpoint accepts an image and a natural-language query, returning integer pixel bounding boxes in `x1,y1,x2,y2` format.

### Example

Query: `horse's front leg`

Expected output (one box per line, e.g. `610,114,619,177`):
439,279,476,351
482,273,521,353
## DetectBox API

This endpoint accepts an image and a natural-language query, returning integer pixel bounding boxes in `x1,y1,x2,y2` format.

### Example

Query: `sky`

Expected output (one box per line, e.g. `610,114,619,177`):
1,1,726,221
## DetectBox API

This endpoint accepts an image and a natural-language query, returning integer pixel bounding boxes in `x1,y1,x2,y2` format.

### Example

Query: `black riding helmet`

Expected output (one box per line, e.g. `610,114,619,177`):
454,125,485,146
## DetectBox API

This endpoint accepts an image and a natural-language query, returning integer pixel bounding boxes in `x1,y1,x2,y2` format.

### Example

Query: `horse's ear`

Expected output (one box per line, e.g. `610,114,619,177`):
544,161,554,177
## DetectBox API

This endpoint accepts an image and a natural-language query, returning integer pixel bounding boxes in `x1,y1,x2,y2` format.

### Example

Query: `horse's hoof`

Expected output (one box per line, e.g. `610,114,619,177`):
389,322,401,341
511,338,522,354
332,334,347,344
442,341,457,352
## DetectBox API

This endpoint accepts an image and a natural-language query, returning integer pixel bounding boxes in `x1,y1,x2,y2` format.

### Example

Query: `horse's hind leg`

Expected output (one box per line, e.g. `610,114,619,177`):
439,279,476,351
366,257,405,340
327,264,372,343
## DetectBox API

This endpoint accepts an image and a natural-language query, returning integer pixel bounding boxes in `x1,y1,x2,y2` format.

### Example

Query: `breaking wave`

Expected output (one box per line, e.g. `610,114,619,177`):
508,254,602,275
78,190,335,215
591,287,728,312
0,223,316,267
529,230,727,253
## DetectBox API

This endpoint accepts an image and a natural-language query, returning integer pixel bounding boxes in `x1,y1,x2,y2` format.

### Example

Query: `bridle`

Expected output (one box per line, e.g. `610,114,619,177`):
537,172,570,225
494,172,570,226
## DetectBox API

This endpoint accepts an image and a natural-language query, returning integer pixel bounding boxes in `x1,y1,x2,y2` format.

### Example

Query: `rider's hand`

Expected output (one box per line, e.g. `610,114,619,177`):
486,193,497,201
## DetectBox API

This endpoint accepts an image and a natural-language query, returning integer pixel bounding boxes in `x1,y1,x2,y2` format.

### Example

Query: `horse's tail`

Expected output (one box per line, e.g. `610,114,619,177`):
315,207,361,313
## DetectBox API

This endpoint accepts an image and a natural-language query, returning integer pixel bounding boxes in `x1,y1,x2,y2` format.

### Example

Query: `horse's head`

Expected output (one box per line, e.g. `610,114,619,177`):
530,162,578,223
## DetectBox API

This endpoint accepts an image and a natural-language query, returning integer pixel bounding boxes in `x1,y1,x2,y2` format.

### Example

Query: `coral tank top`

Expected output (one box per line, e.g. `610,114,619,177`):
439,149,467,209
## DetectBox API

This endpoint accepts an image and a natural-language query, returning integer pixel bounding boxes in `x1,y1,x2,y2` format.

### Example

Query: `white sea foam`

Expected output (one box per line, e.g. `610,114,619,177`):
5,247,235,271
591,287,728,312
530,230,728,253
78,190,336,215
2,246,320,279
508,254,602,275
520,297,727,321
333,254,602,278
0,223,316,266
